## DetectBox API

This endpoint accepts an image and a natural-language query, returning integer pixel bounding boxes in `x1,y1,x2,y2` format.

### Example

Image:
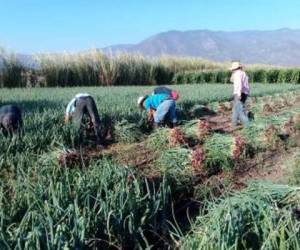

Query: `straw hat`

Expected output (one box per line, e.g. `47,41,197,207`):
229,61,243,71
137,95,147,108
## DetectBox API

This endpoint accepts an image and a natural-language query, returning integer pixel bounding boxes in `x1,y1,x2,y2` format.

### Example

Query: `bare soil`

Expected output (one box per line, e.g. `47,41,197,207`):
233,149,296,187
102,142,161,177
81,95,300,189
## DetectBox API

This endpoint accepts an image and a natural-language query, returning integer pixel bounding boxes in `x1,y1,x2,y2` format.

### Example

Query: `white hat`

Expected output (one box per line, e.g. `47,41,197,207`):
137,96,147,107
229,61,243,71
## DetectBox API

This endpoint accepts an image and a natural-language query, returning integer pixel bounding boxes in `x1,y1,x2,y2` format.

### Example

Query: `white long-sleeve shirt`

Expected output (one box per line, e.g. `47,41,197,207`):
65,93,90,115
230,70,250,97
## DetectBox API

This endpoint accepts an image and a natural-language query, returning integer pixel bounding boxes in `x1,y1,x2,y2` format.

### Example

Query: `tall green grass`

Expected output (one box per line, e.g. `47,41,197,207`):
0,52,26,88
0,50,227,88
3,49,300,88
174,68,300,84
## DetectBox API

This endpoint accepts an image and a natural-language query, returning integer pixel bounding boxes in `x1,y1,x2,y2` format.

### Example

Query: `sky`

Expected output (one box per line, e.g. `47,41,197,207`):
1,0,300,53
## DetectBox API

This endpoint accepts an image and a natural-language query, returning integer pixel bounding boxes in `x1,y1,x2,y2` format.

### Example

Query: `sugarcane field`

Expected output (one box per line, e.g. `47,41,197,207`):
2,1,300,249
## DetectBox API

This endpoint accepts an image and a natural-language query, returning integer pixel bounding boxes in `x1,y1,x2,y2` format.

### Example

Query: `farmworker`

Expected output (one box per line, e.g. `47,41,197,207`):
137,93,177,129
152,86,179,100
230,61,250,127
0,105,23,137
65,93,103,145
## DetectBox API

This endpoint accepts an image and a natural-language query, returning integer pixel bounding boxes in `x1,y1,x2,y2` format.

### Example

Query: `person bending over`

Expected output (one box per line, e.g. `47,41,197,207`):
65,93,103,145
137,93,177,129
0,105,23,138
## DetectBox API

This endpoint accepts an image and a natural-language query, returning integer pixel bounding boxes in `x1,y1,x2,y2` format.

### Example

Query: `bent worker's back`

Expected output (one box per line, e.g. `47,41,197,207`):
0,105,22,136
0,105,21,118
65,94,103,145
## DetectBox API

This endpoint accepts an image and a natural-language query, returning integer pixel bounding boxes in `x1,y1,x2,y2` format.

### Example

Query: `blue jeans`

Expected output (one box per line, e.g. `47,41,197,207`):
232,97,249,127
154,99,177,124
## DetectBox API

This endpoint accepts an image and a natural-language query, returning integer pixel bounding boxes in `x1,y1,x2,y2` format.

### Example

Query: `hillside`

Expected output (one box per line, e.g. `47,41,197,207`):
104,28,300,66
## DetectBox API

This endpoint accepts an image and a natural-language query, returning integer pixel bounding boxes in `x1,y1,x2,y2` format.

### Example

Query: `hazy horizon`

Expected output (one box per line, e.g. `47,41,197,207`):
1,27,299,55
1,0,300,53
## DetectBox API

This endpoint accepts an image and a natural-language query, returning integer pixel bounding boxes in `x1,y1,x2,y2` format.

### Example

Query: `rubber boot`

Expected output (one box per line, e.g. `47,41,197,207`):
248,111,255,121
168,123,174,129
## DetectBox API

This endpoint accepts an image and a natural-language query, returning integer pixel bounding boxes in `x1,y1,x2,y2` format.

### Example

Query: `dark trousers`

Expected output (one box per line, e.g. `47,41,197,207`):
240,93,248,104
73,96,102,144
153,86,172,95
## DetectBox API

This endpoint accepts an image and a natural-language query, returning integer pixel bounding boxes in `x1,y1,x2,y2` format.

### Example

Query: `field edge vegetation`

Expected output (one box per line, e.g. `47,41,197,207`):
1,49,300,88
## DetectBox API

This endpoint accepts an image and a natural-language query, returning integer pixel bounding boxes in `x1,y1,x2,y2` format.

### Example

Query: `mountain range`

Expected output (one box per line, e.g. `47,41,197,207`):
2,28,300,67
103,28,300,67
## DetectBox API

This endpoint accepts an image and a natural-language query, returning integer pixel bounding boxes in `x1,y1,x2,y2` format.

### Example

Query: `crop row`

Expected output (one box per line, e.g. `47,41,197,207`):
1,84,300,127
0,86,300,248
174,68,300,84
106,90,300,249
182,181,300,249
143,91,300,180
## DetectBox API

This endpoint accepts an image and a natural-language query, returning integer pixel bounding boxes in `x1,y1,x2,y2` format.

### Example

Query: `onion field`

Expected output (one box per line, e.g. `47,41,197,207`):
1,83,300,249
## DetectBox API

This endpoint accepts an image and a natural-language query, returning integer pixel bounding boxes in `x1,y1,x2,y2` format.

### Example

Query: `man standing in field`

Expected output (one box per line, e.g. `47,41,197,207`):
230,61,250,127
137,92,177,129
65,93,103,145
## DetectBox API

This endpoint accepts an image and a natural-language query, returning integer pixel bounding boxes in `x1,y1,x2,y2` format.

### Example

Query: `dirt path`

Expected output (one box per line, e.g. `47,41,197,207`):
204,94,300,135
206,112,235,133
233,148,297,187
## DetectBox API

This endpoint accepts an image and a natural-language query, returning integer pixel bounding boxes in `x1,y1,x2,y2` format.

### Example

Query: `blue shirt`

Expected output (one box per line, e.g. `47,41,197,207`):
144,94,169,111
